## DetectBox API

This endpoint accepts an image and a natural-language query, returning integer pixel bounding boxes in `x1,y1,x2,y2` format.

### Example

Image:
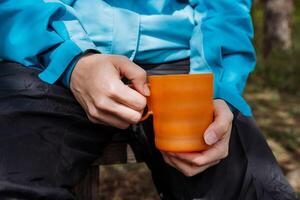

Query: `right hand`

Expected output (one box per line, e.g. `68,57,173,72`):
70,53,150,129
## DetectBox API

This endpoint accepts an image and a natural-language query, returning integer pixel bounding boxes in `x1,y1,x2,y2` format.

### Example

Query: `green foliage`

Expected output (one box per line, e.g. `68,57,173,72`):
250,2,300,95
247,3,300,194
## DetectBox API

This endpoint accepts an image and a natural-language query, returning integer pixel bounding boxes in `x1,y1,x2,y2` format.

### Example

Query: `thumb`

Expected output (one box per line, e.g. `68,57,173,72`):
204,100,233,145
112,56,150,96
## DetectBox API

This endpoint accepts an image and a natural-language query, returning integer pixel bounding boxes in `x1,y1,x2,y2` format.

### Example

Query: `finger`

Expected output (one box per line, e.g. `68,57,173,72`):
94,97,143,124
111,80,147,111
166,151,205,165
192,135,230,166
87,106,130,129
204,100,233,145
111,56,150,96
213,99,233,119
162,152,173,166
161,152,184,173
164,153,221,177
191,160,220,175
169,132,230,166
162,152,195,176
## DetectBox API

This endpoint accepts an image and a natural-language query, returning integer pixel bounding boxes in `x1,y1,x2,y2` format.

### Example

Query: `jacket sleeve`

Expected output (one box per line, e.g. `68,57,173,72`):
0,0,98,86
189,0,256,116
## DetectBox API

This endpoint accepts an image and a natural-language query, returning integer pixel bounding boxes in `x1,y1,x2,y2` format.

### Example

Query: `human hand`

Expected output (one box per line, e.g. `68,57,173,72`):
70,53,150,129
161,99,233,177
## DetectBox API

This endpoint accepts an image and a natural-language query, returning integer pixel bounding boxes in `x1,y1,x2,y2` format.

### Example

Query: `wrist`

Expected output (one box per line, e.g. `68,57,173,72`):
61,50,100,88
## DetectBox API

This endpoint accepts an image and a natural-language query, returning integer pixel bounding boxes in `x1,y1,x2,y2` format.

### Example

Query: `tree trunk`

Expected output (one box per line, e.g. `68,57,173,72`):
263,0,294,56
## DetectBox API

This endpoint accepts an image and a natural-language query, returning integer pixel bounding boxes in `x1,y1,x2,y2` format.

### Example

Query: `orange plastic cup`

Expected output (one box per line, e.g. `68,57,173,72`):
141,73,214,152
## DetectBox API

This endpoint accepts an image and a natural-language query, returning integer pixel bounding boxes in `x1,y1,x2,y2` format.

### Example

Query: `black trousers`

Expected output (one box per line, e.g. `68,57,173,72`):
0,61,297,200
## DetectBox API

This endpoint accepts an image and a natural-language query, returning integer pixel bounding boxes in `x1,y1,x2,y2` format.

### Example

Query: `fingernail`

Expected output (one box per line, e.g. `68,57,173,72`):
204,131,218,145
143,84,150,96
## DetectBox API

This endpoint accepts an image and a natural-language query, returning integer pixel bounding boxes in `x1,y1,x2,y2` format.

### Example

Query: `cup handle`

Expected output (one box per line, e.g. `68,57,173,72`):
127,82,152,122
139,109,153,122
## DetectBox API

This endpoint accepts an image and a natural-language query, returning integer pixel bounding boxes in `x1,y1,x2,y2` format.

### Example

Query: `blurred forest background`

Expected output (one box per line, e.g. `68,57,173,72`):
98,1,300,199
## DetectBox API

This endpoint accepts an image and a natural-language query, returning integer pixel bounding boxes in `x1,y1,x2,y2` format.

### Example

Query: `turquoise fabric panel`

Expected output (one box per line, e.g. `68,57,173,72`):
0,0,97,84
190,0,256,116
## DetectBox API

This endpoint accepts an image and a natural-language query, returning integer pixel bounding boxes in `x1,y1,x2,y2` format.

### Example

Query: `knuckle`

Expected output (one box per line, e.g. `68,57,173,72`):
87,115,97,123
224,149,229,157
88,107,98,119
140,97,147,108
217,122,228,133
119,55,128,60
136,69,147,78
94,98,107,110
228,112,234,121
104,84,118,98
135,97,147,111
221,149,229,159
130,113,142,124
87,113,103,125
115,55,128,62
194,157,207,166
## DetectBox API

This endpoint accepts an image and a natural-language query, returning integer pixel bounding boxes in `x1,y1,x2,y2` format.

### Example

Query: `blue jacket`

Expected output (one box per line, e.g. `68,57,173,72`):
0,0,256,116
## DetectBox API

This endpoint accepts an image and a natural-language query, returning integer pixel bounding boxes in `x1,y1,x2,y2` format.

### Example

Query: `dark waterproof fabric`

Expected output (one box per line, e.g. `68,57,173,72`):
0,61,297,200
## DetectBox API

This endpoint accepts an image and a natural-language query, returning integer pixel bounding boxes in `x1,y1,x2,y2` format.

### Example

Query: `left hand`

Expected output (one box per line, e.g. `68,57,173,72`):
161,99,233,177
